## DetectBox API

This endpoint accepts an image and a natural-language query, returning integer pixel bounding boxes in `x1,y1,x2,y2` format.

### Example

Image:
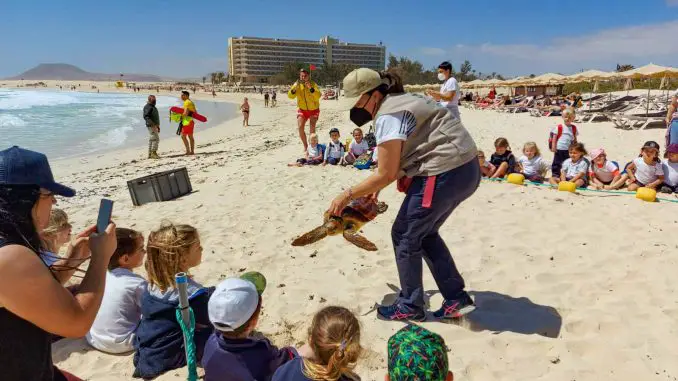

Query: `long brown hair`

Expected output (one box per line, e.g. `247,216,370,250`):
302,306,362,381
145,222,199,291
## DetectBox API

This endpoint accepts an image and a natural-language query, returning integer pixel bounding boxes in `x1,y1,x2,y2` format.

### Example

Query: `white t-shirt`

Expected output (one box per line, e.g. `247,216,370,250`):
632,157,664,185
349,139,369,156
589,160,620,183
662,159,678,186
374,111,417,145
324,141,345,160
551,124,578,151
307,144,322,158
86,268,147,354
439,77,460,119
561,158,589,178
518,155,545,176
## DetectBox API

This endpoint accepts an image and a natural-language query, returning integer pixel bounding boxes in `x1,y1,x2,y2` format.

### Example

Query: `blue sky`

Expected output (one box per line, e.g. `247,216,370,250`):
2,0,677,79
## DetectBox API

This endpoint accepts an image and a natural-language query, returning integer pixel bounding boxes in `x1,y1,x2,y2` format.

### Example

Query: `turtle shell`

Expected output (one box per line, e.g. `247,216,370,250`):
343,197,379,221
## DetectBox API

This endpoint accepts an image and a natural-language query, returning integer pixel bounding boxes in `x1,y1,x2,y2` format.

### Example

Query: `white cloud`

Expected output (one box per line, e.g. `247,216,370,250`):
447,20,678,75
419,47,446,56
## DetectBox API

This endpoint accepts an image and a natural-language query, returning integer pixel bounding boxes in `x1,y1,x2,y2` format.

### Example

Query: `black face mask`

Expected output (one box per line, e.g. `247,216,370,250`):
350,107,372,127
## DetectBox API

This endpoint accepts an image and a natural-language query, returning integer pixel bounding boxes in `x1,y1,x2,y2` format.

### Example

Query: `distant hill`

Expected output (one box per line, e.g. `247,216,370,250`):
7,63,164,82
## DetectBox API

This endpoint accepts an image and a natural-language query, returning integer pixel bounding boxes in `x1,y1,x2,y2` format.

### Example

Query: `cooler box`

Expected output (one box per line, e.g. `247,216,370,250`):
127,167,192,206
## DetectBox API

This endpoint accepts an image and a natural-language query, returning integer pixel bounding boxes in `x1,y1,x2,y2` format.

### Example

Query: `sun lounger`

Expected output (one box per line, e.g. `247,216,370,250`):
611,110,667,130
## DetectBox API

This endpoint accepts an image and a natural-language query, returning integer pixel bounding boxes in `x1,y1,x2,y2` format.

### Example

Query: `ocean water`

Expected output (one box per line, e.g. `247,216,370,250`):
0,88,237,159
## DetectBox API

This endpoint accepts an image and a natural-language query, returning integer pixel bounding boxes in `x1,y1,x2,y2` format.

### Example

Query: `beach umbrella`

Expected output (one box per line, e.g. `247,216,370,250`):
616,64,678,115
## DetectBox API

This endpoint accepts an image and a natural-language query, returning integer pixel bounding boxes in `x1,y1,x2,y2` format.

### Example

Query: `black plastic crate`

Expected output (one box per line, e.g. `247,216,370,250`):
127,167,192,206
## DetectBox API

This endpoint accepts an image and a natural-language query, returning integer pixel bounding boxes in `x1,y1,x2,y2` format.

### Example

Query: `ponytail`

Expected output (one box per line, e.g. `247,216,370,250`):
302,306,362,381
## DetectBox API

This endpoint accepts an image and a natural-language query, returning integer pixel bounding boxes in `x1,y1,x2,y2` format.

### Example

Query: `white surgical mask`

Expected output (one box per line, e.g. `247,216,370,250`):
437,73,446,81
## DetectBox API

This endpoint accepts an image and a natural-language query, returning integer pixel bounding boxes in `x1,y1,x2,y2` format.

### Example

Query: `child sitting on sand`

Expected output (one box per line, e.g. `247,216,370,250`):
661,144,678,193
87,228,147,354
342,128,370,166
272,306,361,381
477,150,496,177
323,128,345,166
203,273,297,381
550,142,589,188
517,142,546,182
133,223,214,380
40,208,72,266
289,133,324,166
489,137,516,178
550,108,578,181
588,148,622,190
386,324,453,381
625,141,664,191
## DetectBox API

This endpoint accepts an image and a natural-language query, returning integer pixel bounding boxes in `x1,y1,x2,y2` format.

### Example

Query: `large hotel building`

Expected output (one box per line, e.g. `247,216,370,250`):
228,35,386,83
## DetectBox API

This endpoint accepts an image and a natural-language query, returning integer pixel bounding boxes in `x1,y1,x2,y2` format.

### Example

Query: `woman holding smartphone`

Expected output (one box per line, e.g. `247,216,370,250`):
0,146,117,381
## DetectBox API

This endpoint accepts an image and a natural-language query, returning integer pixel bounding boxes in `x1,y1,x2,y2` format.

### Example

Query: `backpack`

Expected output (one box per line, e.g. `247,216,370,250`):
354,151,373,170
548,124,577,150
365,124,377,149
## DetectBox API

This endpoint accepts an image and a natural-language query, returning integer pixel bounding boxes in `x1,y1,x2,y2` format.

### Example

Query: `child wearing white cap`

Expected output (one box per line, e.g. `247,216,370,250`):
202,272,298,381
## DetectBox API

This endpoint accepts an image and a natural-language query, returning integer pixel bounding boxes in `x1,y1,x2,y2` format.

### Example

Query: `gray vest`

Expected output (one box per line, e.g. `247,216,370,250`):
376,93,477,178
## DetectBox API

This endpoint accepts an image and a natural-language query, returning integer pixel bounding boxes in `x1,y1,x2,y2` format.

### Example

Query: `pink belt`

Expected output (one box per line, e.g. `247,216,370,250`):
397,176,436,208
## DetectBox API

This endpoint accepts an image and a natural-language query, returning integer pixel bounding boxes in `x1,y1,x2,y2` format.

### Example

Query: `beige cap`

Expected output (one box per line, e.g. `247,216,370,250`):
342,68,383,98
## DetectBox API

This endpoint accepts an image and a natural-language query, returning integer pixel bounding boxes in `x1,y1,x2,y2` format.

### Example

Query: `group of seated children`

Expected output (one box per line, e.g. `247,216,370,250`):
289,127,373,168
478,108,678,194
47,209,458,380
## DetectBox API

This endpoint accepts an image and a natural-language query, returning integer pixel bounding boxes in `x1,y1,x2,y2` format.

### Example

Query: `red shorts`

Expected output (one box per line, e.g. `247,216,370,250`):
181,120,195,135
297,109,320,119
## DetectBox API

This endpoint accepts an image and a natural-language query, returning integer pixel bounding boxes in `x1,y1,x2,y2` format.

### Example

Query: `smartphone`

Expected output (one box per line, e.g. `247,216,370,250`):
96,199,114,234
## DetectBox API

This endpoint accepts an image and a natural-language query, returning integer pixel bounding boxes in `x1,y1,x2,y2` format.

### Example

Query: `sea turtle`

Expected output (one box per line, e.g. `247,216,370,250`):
291,197,388,251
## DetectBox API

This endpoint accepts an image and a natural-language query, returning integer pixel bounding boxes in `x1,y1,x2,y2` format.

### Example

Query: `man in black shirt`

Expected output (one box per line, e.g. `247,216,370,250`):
143,95,160,159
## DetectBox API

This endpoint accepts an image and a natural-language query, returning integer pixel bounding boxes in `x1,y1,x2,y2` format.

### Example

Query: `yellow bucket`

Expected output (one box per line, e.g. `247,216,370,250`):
558,181,577,193
635,187,657,202
507,173,525,185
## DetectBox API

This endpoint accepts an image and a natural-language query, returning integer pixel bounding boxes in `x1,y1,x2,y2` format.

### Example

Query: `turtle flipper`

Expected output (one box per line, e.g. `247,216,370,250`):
292,226,328,247
376,202,388,214
343,230,378,251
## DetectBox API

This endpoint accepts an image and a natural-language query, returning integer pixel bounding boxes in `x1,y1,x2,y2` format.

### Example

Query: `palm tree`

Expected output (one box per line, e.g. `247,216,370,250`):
210,72,217,85
216,72,225,84
202,76,206,85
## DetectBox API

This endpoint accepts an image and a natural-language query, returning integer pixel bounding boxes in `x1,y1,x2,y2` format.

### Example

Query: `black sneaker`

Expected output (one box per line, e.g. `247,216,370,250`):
433,293,476,319
377,303,426,322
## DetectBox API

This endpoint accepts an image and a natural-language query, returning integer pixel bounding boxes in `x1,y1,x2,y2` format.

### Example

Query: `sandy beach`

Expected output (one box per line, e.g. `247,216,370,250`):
4,81,677,380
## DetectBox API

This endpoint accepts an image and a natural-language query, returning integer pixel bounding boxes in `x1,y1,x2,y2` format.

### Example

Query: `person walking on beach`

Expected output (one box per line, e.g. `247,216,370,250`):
328,68,479,322
264,91,270,107
426,61,461,120
288,68,321,157
271,90,277,107
179,91,197,155
240,97,250,127
143,95,160,159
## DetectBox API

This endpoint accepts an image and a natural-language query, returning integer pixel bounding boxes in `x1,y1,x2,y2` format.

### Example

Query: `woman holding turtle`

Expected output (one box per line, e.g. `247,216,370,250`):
327,68,480,322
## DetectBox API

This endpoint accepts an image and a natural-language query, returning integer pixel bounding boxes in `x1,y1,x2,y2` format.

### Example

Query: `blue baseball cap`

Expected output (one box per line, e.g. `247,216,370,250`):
0,146,75,197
